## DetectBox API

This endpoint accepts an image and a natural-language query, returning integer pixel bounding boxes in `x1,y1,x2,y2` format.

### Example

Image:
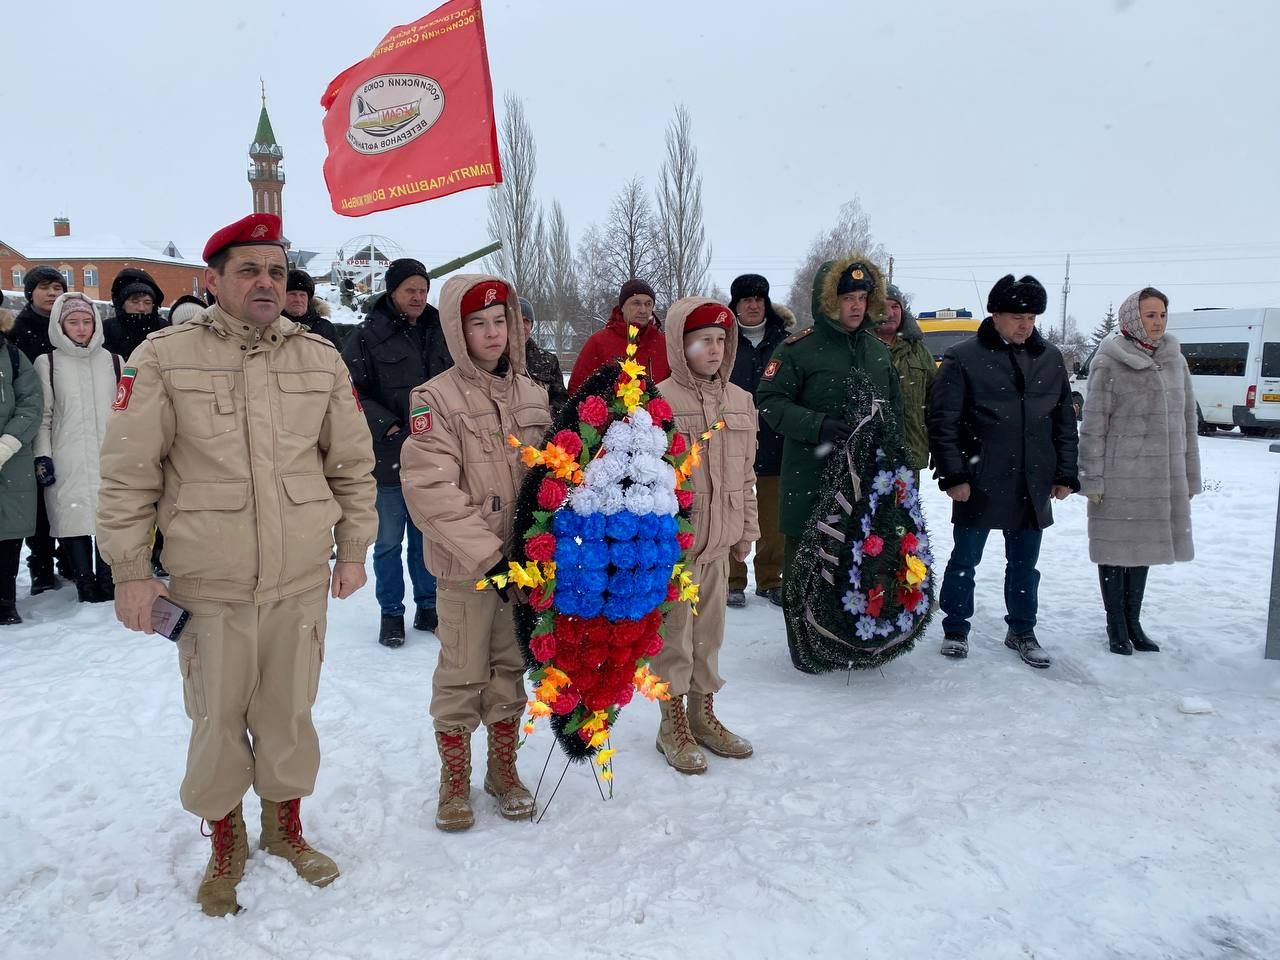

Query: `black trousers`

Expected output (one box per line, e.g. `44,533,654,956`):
25,492,55,573
61,536,111,584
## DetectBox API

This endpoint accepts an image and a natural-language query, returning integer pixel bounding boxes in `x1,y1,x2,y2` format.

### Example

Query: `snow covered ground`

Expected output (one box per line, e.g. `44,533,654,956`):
3,435,1280,960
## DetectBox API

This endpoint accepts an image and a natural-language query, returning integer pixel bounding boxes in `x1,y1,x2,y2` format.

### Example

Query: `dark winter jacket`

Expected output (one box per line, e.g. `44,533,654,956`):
567,311,670,395
11,304,54,363
877,310,936,471
342,292,453,486
928,317,1079,531
524,337,569,419
730,304,792,477
0,312,43,541
756,255,904,536
286,300,341,349
104,311,169,363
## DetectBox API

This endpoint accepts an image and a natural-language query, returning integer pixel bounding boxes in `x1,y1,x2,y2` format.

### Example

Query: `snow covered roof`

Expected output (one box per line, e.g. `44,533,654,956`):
0,235,205,268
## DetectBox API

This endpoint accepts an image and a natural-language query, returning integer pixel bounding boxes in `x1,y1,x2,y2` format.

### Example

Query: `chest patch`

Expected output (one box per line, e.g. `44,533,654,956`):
410,404,432,435
112,366,138,411
762,358,782,380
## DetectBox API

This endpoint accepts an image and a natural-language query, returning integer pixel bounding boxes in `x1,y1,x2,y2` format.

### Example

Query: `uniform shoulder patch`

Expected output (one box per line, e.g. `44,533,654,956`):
762,358,782,380
112,366,138,411
410,404,432,435
784,327,815,345
297,330,336,348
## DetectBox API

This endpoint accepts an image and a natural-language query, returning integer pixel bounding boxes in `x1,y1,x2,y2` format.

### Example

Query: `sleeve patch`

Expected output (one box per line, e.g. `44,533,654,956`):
410,404,432,435
348,373,363,412
762,358,782,380
112,366,138,411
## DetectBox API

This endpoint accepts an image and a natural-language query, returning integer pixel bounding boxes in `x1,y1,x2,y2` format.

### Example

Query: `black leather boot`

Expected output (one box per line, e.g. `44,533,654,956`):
1123,566,1160,652
0,577,20,625
379,614,406,648
1098,565,1131,655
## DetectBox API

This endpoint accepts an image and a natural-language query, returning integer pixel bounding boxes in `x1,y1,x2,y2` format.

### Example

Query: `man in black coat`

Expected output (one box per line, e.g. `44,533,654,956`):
928,274,1079,669
342,258,452,647
284,270,341,348
13,267,66,592
518,297,569,419
726,273,790,608
105,268,168,362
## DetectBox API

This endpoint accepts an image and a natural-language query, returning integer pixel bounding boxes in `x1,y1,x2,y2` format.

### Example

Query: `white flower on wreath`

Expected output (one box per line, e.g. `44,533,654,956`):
571,486,602,516
855,616,877,641
624,484,655,514
896,611,915,633
631,453,667,485
598,485,626,516
842,590,866,615
872,471,896,496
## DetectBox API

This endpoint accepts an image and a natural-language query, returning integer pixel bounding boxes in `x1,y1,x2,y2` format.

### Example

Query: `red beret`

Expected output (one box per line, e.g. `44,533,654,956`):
202,213,285,263
684,302,735,335
461,280,509,317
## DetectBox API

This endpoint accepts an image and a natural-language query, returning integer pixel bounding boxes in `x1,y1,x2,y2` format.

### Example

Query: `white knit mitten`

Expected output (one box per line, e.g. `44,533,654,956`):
0,434,22,468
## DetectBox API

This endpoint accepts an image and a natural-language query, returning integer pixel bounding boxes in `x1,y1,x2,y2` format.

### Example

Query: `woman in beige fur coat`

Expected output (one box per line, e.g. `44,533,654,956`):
1078,287,1200,655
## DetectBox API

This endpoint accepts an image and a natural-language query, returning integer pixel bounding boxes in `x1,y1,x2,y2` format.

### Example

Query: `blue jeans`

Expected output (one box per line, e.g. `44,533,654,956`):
939,526,1043,638
373,485,436,617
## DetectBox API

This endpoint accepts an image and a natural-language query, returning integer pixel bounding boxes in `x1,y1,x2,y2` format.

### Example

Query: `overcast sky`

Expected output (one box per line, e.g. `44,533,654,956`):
5,0,1278,331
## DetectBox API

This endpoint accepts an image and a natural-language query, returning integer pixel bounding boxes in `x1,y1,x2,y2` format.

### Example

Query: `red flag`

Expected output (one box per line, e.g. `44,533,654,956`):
320,0,502,217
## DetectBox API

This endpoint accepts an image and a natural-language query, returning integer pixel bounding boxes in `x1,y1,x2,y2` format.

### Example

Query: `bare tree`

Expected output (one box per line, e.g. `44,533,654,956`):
786,197,888,323
542,200,584,358
655,105,712,305
485,92,543,299
600,176,661,296
575,222,616,333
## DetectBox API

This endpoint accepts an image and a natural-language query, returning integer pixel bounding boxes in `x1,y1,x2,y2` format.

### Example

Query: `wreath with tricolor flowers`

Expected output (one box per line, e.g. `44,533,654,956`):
482,326,717,783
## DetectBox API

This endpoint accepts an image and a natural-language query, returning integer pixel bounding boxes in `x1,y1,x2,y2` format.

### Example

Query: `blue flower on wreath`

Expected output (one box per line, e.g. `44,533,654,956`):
875,619,895,638
850,542,864,567
860,515,873,538
896,610,915,633
901,488,919,510
896,466,915,486
842,589,866,615
872,471,896,496
855,616,878,641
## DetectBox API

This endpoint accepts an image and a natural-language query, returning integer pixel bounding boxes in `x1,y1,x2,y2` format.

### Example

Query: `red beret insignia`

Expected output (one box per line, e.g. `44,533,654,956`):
203,213,285,263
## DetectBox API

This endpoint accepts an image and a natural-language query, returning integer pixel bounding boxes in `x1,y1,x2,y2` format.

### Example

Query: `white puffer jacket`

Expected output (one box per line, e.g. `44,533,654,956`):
34,293,123,538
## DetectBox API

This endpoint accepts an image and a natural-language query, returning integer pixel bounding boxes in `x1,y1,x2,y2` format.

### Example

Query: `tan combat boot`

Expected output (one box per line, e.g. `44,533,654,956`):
259,798,339,887
435,728,475,832
656,697,708,774
483,717,536,821
197,804,248,917
687,691,754,759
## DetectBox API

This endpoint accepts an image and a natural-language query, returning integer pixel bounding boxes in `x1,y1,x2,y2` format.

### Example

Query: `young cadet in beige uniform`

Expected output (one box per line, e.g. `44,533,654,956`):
96,213,377,917
652,298,760,774
400,276,551,832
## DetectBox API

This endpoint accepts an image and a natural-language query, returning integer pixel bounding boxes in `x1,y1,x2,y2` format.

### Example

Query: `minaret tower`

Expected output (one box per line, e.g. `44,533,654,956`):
248,80,285,228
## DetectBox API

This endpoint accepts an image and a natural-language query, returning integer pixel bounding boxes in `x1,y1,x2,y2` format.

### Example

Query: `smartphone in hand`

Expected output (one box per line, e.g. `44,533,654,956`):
152,596,191,642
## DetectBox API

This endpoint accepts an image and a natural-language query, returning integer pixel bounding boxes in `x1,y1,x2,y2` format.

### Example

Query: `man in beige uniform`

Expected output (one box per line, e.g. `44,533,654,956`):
97,213,377,917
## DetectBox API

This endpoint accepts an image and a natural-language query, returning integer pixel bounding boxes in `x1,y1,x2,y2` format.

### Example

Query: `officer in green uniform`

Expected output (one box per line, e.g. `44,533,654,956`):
756,254,903,671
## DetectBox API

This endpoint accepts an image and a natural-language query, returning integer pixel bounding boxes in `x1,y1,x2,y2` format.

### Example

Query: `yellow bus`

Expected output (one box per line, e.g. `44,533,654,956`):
917,309,981,365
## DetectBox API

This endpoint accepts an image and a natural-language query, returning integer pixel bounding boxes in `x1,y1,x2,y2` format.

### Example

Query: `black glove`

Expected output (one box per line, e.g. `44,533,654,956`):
34,456,55,488
484,557,512,603
818,418,854,447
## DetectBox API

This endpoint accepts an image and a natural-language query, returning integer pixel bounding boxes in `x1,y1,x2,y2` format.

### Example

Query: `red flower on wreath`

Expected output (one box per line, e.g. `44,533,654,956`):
525,532,557,562
552,689,580,715
578,395,609,428
552,430,583,457
648,398,673,424
676,487,695,510
530,631,557,662
666,582,680,602
900,533,919,555
903,588,924,612
677,531,695,551
866,585,886,618
863,534,885,558
668,432,688,457
537,478,568,510
530,586,555,612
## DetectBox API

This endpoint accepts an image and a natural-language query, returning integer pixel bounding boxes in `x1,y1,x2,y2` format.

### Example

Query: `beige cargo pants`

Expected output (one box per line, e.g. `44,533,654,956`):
650,556,728,697
172,584,328,821
431,579,527,732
